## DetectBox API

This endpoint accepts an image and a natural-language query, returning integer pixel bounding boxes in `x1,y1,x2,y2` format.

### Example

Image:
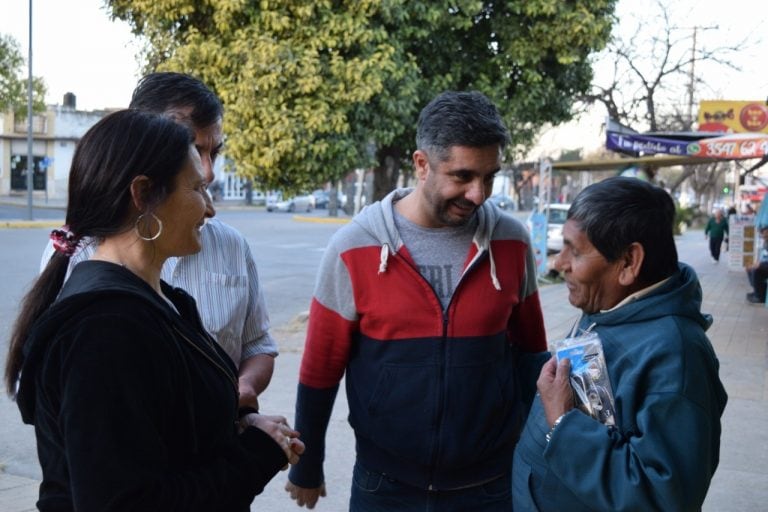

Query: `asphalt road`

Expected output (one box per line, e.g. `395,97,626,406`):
0,206,347,477
1,204,766,511
0,205,347,328
0,202,528,511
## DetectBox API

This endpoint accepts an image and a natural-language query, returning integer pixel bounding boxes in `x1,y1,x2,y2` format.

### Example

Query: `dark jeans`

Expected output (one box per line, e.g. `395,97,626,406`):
349,460,511,512
747,262,768,300
709,236,724,261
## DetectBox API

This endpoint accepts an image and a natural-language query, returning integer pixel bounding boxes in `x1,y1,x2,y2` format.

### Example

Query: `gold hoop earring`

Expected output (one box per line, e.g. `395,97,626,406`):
135,213,163,241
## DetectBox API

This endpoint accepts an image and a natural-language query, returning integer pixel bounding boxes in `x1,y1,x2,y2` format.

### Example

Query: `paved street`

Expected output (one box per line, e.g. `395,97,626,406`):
0,201,766,511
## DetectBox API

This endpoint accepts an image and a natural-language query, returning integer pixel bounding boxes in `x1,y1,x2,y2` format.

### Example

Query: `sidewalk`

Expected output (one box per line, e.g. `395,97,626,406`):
0,228,765,511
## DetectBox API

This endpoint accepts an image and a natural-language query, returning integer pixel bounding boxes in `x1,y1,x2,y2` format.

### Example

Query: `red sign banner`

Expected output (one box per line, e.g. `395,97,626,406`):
687,133,768,159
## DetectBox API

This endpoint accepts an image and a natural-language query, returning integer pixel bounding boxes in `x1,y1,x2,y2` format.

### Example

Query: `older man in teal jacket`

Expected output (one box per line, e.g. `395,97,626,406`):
513,177,727,511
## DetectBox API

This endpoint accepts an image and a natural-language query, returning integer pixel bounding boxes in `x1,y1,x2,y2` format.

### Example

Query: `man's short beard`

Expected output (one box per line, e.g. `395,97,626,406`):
436,201,476,227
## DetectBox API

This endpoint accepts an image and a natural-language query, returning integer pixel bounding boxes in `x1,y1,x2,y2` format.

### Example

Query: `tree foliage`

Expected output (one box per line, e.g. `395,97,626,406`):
0,34,47,118
108,0,616,195
367,0,617,198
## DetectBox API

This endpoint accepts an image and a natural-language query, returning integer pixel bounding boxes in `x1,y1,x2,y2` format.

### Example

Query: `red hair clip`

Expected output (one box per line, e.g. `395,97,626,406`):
50,225,79,257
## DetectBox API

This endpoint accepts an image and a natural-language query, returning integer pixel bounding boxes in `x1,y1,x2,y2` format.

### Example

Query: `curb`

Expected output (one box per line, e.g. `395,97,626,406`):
1,220,63,229
292,215,351,224
0,200,64,210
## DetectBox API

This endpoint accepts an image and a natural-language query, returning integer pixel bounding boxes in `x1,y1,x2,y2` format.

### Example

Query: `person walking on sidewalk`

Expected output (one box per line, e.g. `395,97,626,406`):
285,90,547,511
5,110,303,511
40,72,278,415
513,177,727,512
746,225,768,304
705,208,729,262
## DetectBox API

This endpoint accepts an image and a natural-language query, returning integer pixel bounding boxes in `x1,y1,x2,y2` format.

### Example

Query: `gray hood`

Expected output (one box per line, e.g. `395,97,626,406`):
351,188,507,290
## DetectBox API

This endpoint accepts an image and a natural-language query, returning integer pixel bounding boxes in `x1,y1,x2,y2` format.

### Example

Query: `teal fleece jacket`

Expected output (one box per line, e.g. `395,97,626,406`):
512,263,727,512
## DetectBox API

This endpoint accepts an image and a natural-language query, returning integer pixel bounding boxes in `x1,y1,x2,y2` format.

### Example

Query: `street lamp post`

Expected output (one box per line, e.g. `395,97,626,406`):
26,0,34,220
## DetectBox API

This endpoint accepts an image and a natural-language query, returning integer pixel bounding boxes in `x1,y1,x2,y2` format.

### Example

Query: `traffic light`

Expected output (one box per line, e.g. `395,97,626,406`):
723,186,730,194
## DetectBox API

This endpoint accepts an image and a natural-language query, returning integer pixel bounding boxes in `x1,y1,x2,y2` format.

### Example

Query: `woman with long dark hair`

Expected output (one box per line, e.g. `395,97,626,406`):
5,109,302,512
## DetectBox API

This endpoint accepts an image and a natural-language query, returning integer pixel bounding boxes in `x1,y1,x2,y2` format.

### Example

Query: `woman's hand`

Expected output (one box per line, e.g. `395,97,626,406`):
240,413,305,467
537,357,574,427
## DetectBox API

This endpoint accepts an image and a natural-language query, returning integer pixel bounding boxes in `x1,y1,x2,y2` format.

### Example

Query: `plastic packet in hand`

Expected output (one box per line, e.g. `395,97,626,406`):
551,331,616,426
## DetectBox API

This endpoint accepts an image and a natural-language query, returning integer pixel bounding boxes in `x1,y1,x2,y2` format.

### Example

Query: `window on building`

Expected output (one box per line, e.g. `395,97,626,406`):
10,155,47,190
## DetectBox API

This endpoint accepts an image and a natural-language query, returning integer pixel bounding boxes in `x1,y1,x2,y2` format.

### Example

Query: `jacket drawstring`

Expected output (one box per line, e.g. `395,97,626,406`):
378,244,390,274
471,239,501,291
376,224,500,291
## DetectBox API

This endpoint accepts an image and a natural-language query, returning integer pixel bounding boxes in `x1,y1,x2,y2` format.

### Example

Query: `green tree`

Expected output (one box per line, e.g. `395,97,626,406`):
0,34,47,118
109,0,409,194
367,0,617,198
108,0,616,197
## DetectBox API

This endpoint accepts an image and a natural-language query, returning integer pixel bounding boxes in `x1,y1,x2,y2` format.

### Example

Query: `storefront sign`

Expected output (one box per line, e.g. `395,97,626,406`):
605,128,768,160
698,100,768,134
687,134,768,159
605,132,688,155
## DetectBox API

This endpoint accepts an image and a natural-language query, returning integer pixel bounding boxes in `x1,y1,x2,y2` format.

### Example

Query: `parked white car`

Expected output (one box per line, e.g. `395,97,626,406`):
527,203,570,253
266,193,314,212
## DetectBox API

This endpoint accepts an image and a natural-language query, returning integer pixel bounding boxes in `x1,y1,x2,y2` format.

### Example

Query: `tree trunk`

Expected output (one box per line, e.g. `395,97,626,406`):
668,167,695,194
373,145,405,202
328,178,340,217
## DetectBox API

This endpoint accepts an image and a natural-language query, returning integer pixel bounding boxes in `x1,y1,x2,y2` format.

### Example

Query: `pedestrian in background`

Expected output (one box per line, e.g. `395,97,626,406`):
704,208,729,262
285,90,547,511
5,110,303,511
40,72,278,415
513,177,727,511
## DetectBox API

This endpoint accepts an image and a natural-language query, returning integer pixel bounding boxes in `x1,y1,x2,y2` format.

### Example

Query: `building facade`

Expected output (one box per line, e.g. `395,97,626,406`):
1,101,255,204
0,98,107,202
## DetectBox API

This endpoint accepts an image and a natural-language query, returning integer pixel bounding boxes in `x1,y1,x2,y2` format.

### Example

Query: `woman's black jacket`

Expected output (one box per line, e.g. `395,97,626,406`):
16,261,286,511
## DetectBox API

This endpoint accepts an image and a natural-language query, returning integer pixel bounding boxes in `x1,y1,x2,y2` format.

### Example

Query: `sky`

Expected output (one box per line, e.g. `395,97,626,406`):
1,0,140,111
529,0,768,157
1,0,767,141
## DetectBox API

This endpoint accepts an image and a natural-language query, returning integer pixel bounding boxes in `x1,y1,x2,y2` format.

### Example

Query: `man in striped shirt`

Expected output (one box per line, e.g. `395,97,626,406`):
40,73,277,414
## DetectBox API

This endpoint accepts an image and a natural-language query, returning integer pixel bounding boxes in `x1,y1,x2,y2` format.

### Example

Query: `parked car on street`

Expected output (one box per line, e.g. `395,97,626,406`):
527,203,570,253
312,189,344,209
266,193,314,212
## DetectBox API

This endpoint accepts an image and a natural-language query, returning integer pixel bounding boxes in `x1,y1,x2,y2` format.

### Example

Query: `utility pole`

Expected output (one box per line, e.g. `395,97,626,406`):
686,27,697,131
26,0,34,220
686,25,718,131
